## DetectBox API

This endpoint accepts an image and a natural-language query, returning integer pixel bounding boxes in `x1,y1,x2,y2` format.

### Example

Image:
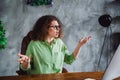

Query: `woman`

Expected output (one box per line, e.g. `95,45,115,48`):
18,15,91,74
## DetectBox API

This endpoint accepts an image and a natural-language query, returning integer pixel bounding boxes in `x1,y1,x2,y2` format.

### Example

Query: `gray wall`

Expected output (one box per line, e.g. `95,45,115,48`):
0,0,120,76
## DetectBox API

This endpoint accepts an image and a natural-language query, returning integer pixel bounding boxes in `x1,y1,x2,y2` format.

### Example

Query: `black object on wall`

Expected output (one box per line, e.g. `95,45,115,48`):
98,14,112,27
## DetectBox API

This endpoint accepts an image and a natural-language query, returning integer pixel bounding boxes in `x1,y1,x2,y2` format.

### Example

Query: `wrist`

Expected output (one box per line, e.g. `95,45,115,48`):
21,62,30,70
78,41,82,47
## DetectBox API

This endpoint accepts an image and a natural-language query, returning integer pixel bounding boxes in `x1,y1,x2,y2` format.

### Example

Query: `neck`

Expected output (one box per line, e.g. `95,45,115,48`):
45,37,54,44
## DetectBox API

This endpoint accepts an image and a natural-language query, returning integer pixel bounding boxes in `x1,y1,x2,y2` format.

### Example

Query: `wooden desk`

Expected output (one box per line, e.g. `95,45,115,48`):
0,72,104,80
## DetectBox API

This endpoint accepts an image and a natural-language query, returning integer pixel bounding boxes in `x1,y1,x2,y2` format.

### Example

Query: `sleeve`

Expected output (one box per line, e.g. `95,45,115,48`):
62,43,75,64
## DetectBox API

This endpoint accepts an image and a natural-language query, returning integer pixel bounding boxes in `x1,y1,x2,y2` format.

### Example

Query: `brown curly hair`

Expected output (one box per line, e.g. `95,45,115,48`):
32,15,63,41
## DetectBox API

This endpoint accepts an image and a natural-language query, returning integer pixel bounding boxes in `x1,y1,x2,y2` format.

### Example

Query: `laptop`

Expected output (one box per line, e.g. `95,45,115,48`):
102,44,120,80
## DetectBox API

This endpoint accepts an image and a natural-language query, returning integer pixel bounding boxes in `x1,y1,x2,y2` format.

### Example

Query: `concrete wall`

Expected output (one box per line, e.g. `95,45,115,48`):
0,0,120,76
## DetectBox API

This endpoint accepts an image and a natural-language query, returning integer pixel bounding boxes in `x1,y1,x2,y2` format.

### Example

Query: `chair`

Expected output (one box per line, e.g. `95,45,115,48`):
16,31,67,75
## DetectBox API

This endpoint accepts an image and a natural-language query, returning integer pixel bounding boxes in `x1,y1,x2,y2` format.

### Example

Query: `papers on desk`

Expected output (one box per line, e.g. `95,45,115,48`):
84,78,96,80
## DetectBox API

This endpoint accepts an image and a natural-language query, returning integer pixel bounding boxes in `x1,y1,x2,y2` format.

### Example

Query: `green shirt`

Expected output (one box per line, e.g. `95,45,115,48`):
21,38,75,74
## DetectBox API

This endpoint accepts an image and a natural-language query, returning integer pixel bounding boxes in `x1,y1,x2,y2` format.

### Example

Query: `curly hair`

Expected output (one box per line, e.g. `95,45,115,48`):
32,15,63,41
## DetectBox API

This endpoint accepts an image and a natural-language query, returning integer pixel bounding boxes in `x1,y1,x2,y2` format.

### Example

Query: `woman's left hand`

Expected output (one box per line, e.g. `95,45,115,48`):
79,36,92,46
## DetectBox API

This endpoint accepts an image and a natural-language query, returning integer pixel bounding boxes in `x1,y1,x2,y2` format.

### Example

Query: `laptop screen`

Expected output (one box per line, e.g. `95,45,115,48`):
102,44,120,80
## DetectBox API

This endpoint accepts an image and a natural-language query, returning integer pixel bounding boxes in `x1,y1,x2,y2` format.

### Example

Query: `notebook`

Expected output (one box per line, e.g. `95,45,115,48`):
102,44,120,80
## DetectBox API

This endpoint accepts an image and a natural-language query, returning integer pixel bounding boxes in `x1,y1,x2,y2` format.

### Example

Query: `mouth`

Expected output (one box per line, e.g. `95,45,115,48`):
56,32,59,35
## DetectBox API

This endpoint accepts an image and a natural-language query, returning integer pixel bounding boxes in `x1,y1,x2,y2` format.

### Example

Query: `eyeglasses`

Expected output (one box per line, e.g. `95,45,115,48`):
49,25,60,30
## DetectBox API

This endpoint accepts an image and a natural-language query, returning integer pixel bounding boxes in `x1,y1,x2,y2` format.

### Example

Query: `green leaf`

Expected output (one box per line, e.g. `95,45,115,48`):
0,20,7,50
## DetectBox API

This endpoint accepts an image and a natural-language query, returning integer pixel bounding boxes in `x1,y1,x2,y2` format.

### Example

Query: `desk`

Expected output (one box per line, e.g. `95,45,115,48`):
0,72,104,80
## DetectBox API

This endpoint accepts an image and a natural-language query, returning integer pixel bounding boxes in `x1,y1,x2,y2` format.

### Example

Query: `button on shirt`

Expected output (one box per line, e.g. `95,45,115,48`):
21,38,75,74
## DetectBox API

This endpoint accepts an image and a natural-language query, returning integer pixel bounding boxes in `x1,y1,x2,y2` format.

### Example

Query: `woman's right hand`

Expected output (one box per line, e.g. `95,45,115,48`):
17,53,31,69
